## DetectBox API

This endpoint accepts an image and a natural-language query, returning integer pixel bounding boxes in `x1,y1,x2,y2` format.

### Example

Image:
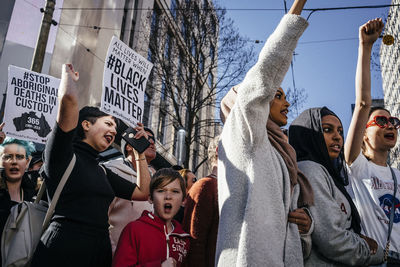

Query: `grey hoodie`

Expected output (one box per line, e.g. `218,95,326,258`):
289,107,384,266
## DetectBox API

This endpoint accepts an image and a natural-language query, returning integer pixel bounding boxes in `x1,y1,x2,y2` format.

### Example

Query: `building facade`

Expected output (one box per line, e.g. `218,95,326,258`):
380,0,400,167
49,0,219,176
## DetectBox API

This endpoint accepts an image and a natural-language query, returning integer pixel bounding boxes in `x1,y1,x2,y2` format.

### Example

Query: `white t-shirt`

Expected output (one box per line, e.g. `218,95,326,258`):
347,153,400,252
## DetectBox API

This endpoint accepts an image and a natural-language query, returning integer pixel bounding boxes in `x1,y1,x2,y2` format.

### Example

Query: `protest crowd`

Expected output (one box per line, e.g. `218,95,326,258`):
1,0,400,266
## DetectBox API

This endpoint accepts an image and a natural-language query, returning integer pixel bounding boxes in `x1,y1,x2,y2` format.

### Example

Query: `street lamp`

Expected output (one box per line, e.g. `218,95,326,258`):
176,128,186,166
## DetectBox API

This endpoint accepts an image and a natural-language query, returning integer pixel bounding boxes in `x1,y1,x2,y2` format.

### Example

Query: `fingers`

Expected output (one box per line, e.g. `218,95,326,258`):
62,63,79,81
289,209,311,234
0,123,5,144
134,122,149,140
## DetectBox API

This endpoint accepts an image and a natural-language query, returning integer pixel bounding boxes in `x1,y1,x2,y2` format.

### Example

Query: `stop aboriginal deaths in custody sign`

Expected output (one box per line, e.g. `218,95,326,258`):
3,65,60,144
102,36,153,127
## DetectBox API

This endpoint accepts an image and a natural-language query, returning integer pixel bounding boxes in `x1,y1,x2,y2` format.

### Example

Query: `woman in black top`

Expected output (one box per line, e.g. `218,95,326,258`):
31,64,151,267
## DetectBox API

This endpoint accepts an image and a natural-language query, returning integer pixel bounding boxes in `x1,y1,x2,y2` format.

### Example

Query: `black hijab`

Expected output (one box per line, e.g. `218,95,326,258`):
288,107,361,234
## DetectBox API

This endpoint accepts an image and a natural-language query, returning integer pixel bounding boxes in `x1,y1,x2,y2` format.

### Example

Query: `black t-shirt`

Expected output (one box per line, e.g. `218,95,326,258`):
44,124,136,229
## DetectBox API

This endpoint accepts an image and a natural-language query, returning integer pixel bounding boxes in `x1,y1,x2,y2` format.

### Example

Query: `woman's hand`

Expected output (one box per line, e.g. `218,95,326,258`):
161,257,177,267
359,18,384,47
0,122,5,144
132,122,149,158
59,63,79,99
359,234,378,255
288,208,311,234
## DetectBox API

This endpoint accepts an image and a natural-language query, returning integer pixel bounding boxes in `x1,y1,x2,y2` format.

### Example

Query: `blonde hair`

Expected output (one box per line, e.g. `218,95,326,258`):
208,135,220,165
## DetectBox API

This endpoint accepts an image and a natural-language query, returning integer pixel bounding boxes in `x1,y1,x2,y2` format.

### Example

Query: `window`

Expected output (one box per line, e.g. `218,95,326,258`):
143,91,152,126
170,0,178,18
177,53,183,79
151,5,160,35
199,53,205,73
157,110,166,143
193,4,200,25
191,123,200,170
161,78,167,101
147,47,153,62
210,44,215,62
210,17,216,35
164,33,172,61
191,36,197,57
203,0,208,10
208,72,213,88
181,19,188,43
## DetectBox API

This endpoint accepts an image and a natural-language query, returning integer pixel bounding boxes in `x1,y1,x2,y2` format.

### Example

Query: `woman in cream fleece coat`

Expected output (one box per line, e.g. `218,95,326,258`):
216,1,310,266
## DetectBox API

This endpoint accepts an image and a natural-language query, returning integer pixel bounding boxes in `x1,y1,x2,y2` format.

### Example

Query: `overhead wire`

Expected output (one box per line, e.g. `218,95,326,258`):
55,4,400,12
58,26,105,63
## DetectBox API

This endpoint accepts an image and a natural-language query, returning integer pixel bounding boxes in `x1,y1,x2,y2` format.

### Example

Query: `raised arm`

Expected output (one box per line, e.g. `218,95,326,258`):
345,19,383,164
289,0,307,15
131,123,151,201
57,64,79,132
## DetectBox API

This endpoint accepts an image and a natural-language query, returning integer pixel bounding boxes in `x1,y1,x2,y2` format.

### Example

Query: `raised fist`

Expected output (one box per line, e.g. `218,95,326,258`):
359,18,384,46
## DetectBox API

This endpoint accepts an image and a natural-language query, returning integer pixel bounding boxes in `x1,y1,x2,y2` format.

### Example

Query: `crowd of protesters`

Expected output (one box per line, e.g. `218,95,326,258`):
0,0,399,266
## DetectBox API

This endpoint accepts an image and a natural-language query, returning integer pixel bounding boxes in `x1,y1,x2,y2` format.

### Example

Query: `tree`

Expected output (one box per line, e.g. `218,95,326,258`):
285,86,308,121
144,0,255,171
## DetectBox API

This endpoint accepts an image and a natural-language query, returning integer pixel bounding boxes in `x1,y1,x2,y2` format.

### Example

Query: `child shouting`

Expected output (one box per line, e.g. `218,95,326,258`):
113,168,190,267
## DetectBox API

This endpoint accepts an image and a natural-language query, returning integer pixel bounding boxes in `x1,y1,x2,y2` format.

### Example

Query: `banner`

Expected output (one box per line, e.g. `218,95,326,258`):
101,36,153,127
3,65,60,144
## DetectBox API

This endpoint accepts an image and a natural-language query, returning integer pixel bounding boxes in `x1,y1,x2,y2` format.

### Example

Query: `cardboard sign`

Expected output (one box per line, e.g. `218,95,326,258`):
3,65,60,144
101,36,153,127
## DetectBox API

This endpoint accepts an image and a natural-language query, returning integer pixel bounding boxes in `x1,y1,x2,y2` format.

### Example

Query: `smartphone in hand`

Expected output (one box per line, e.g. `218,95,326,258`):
122,128,150,154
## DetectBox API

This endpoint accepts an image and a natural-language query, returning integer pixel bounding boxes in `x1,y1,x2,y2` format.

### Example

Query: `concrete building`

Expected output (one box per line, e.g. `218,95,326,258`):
380,0,400,167
48,0,219,176
0,0,63,116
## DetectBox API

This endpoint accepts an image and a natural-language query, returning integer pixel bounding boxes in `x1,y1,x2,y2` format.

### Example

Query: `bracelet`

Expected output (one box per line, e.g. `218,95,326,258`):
135,158,146,161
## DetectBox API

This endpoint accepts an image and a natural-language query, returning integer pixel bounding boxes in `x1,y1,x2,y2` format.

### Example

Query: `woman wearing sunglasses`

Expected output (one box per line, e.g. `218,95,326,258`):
345,18,400,265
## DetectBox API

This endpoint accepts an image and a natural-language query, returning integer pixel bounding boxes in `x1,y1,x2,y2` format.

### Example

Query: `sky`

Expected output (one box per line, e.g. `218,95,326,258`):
216,0,392,134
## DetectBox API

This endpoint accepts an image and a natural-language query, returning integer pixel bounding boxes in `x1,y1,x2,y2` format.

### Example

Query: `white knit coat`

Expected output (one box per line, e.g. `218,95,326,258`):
216,14,308,267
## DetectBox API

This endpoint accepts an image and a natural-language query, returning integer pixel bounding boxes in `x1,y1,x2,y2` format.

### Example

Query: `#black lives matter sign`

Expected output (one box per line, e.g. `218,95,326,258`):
4,65,60,144
101,36,153,127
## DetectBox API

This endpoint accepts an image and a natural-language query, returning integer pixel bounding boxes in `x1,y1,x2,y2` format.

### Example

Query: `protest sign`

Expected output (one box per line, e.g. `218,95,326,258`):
3,65,60,144
101,36,153,127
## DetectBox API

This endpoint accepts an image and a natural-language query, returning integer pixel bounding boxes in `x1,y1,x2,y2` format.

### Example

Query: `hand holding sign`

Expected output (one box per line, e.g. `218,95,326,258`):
0,122,5,144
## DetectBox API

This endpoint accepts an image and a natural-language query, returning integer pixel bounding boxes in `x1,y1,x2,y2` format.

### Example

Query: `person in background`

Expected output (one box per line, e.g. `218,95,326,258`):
345,18,400,265
28,150,44,172
105,126,156,255
182,135,219,267
0,138,37,264
31,64,151,267
113,168,190,267
173,168,197,224
289,107,383,266
179,169,197,193
216,0,314,265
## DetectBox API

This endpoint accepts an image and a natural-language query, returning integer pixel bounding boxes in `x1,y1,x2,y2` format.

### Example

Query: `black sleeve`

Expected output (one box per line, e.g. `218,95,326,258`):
104,167,136,200
44,123,75,184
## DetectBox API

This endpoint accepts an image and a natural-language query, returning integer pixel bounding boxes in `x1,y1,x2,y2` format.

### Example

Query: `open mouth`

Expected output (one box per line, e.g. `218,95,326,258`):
164,203,172,213
330,144,341,152
384,133,395,140
281,109,288,117
9,167,19,174
104,135,113,144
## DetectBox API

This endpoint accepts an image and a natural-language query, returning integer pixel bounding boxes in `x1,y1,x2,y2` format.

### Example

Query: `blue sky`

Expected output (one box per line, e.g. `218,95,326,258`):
216,0,392,133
